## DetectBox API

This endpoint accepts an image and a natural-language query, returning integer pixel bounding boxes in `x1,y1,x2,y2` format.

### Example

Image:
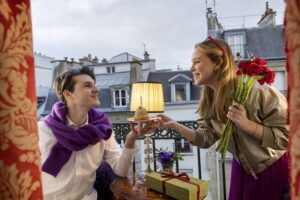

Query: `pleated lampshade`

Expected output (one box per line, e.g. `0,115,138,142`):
130,82,164,113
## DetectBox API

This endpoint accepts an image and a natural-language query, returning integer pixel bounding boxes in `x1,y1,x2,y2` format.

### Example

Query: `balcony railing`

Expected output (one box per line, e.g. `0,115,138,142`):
113,121,201,177
113,120,229,199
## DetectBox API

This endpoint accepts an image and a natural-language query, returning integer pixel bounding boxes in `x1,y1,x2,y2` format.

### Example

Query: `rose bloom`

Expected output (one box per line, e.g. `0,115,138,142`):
258,67,275,85
246,62,265,75
238,58,266,76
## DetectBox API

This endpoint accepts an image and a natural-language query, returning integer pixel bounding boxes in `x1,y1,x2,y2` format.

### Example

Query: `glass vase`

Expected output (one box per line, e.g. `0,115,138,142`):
162,163,173,172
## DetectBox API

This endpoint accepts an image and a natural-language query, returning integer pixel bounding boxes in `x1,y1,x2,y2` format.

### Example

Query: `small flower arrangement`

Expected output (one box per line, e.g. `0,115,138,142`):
216,54,275,161
155,147,183,171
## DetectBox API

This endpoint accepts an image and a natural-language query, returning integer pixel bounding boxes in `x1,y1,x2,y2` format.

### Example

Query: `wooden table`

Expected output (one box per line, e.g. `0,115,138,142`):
110,173,174,200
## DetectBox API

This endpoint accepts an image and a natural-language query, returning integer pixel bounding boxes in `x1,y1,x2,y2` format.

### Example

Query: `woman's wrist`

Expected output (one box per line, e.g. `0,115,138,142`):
245,120,263,140
173,122,182,133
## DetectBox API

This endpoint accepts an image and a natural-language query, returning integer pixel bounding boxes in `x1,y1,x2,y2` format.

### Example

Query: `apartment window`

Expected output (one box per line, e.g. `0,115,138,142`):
106,66,115,73
227,35,244,59
169,74,192,102
171,83,191,102
175,84,186,101
113,89,127,107
175,139,192,153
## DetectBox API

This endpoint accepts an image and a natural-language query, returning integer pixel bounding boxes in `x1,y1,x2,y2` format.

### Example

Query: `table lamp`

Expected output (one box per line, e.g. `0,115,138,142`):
130,82,164,173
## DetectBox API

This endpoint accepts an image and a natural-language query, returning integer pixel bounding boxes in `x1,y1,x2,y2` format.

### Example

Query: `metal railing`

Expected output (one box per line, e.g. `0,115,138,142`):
113,120,229,199
113,121,201,178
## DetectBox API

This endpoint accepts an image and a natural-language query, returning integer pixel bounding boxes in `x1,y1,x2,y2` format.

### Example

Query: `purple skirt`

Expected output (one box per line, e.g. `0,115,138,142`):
228,154,289,200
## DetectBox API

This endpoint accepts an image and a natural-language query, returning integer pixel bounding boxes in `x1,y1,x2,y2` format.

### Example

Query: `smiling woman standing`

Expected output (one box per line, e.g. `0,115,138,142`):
154,37,289,200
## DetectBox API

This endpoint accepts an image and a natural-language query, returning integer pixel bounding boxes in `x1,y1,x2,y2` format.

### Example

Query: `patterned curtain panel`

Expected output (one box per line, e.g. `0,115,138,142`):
285,0,300,199
0,0,43,199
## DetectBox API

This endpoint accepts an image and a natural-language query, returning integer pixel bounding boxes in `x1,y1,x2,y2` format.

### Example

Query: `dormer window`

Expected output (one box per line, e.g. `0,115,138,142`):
175,83,187,101
106,66,115,73
169,74,192,102
227,35,245,59
112,87,129,107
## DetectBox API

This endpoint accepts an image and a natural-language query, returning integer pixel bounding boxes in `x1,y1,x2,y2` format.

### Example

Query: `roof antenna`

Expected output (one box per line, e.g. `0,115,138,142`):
141,42,146,53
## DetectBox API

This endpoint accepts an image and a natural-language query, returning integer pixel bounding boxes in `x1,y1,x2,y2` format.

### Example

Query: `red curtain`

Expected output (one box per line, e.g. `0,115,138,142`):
0,0,43,199
285,0,300,199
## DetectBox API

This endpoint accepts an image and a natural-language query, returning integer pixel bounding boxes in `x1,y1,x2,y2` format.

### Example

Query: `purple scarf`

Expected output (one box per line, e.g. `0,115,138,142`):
42,102,112,177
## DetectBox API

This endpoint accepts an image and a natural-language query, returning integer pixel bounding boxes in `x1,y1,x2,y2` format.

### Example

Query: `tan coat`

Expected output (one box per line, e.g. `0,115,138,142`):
193,85,288,179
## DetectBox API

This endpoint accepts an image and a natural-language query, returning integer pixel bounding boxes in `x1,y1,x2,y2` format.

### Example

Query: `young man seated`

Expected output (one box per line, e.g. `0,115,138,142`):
38,67,146,199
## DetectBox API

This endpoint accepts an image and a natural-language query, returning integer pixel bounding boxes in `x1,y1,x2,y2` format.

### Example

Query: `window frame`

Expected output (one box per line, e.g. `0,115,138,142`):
113,88,128,107
106,66,115,73
171,82,191,102
227,34,245,59
174,138,193,154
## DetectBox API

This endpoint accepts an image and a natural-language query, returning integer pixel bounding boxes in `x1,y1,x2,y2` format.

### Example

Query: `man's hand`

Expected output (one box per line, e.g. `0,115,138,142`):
124,122,157,149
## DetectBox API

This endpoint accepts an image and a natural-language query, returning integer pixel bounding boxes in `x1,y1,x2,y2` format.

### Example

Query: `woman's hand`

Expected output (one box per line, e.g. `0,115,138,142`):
156,114,176,129
227,103,250,130
154,114,196,143
227,103,263,139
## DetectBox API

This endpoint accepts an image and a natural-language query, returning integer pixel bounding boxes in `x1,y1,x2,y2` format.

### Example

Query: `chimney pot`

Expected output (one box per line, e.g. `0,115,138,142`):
144,51,150,60
102,58,108,63
93,56,99,63
257,2,276,27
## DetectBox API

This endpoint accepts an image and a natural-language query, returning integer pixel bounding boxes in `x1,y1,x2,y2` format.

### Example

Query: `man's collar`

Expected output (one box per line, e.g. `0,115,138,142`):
66,115,89,128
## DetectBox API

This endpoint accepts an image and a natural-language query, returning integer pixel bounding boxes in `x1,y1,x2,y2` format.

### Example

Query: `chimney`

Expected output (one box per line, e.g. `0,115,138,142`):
257,2,276,27
92,56,99,63
70,58,74,62
144,51,150,60
206,7,223,38
101,58,108,63
88,54,92,61
130,58,142,83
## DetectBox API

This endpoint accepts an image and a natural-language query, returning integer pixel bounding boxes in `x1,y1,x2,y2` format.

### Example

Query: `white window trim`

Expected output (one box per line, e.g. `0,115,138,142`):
174,138,193,154
106,66,115,73
113,88,128,107
171,82,190,102
227,35,245,59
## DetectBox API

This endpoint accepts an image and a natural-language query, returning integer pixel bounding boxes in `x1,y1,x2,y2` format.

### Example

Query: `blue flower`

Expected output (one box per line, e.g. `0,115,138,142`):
155,148,183,169
158,151,174,166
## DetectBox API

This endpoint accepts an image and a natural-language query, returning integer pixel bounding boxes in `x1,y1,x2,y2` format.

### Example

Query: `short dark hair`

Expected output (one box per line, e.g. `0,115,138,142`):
53,67,96,103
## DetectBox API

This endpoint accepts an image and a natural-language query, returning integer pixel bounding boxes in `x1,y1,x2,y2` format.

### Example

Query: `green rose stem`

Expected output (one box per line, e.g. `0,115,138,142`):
216,75,259,162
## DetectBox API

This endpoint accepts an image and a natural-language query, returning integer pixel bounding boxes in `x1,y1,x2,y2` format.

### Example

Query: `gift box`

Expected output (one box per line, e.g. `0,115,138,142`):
145,172,208,200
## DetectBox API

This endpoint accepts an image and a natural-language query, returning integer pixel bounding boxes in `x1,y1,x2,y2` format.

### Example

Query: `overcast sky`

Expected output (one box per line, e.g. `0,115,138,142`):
31,0,285,70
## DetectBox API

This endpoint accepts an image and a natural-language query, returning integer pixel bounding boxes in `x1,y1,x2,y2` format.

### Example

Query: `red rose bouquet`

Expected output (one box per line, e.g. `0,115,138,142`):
216,56,275,161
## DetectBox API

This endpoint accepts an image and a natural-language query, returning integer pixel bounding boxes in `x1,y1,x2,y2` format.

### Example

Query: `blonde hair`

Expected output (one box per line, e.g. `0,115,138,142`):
195,38,236,122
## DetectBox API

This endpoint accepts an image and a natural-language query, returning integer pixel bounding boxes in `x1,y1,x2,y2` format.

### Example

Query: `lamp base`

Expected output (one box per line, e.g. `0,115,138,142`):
145,134,152,173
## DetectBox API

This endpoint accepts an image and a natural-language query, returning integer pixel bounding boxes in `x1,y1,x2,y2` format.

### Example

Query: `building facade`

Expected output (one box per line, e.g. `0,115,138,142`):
35,3,286,199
